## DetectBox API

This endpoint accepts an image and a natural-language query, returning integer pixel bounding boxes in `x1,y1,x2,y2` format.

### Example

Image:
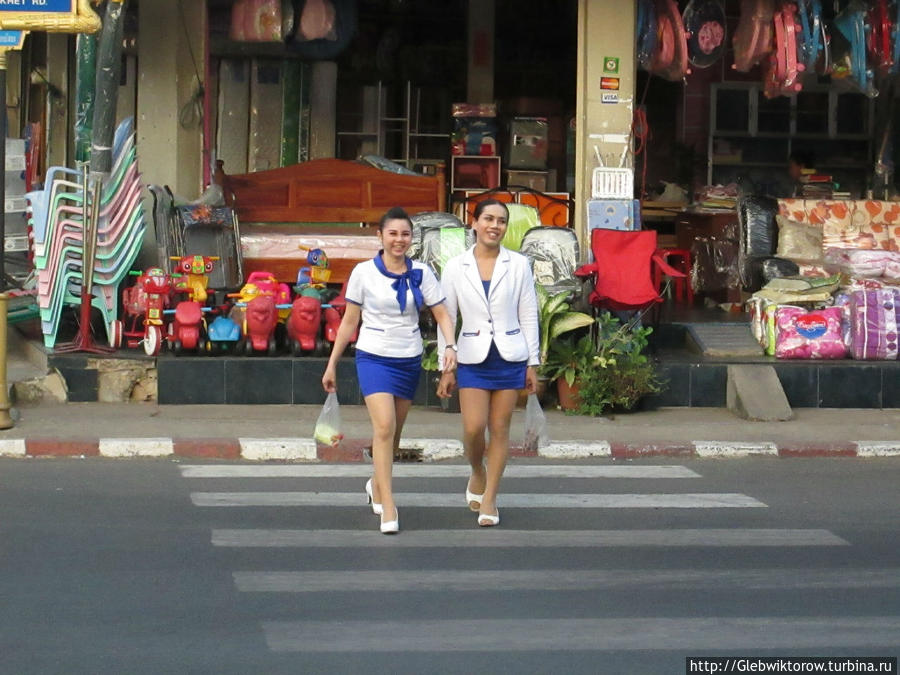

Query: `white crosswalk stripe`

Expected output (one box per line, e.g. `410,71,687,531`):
192,491,766,508
262,617,900,653
233,568,900,593
181,462,876,661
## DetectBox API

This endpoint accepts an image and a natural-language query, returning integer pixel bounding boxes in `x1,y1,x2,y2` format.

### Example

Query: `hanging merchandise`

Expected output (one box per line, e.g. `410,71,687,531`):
636,0,658,71
867,0,894,75
682,0,727,68
832,0,877,97
892,0,900,74
230,0,284,42
796,0,828,73
650,0,691,81
731,0,775,72
763,3,805,98
284,0,357,60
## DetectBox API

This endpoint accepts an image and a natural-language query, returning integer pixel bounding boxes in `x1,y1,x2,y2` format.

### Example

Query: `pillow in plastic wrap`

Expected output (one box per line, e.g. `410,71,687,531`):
823,248,900,278
849,289,900,360
832,293,853,349
775,216,823,263
774,306,847,359
690,236,740,292
737,194,779,288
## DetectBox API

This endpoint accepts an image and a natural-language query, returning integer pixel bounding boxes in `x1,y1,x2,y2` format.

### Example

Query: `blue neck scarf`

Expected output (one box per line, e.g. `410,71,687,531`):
374,252,423,313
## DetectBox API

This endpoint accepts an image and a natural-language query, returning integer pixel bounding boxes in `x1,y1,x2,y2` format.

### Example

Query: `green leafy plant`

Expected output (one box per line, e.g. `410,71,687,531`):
421,338,439,371
541,312,663,416
536,283,594,364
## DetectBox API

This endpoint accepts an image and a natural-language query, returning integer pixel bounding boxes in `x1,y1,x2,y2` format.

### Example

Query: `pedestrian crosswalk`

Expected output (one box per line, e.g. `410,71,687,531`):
178,462,892,664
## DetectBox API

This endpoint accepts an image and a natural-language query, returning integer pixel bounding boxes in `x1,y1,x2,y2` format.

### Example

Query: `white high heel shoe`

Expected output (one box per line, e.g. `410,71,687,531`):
380,507,399,534
365,478,383,516
477,508,500,527
465,488,484,512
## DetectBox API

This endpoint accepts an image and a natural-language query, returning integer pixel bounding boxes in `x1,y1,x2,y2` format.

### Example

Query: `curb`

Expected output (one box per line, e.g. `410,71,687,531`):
1,438,899,460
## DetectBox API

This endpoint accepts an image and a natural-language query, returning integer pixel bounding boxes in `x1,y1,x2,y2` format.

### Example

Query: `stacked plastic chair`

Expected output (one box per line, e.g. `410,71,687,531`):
27,118,146,350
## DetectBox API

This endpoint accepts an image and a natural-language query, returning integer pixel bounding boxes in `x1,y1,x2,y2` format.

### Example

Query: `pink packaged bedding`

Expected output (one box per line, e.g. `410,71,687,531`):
775,306,847,359
849,289,900,360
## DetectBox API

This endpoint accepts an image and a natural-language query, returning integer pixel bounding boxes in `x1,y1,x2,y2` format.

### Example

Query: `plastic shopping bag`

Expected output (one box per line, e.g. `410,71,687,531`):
314,392,344,446
523,394,549,452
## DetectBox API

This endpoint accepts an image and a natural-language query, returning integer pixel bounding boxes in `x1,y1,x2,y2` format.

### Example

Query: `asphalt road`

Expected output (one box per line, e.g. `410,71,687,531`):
1,458,898,674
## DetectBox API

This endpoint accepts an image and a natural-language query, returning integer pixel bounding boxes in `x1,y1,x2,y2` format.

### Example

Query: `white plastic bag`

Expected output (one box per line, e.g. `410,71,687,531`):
523,394,549,451
314,392,344,446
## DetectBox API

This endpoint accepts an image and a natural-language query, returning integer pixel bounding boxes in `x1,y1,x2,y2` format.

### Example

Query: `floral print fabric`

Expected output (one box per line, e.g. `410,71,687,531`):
777,199,900,252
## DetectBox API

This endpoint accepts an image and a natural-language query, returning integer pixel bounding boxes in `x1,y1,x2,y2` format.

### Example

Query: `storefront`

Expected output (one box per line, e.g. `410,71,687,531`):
6,1,899,409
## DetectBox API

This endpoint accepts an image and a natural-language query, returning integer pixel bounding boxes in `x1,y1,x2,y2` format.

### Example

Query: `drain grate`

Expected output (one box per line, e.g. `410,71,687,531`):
362,446,424,463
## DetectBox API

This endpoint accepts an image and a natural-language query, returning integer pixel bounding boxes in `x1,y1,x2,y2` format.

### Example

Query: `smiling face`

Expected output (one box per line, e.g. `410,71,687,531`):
378,217,413,258
472,202,509,248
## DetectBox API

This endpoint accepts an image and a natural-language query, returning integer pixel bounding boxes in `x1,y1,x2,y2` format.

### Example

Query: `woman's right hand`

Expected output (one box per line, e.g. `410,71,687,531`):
322,365,337,393
436,371,456,399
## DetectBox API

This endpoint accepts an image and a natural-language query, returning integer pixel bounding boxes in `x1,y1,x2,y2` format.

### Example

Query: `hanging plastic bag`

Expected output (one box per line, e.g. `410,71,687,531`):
314,392,344,446
523,394,549,452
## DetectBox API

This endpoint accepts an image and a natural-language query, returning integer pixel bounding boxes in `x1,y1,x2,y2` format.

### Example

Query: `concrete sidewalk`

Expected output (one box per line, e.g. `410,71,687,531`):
1,402,898,460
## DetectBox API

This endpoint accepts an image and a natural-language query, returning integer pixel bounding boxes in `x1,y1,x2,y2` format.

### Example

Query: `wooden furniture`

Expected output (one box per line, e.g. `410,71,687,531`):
675,209,737,251
217,158,446,284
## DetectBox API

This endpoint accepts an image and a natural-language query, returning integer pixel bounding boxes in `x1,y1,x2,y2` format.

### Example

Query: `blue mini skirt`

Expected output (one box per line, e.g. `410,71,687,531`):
457,341,527,391
355,349,422,400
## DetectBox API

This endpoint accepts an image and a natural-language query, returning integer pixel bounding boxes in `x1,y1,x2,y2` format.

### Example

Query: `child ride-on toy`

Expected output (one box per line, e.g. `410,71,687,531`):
114,267,174,356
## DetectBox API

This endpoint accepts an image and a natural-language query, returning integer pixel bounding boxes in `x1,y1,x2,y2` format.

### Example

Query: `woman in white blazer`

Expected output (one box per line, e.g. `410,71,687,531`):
437,199,540,526
323,207,457,534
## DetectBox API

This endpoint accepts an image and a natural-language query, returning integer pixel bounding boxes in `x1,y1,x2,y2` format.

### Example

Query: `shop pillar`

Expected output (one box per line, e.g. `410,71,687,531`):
136,0,203,198
574,0,636,248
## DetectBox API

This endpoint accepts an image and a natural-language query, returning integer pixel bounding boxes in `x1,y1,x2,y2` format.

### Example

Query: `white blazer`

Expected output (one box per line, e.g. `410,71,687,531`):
438,245,540,368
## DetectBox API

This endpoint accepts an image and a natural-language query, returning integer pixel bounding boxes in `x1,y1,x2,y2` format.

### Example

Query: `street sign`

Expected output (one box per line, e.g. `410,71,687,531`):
0,0,75,12
0,29,25,47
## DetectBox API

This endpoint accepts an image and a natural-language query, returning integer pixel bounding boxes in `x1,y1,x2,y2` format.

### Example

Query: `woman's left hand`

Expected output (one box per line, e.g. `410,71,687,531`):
525,366,538,394
442,347,458,373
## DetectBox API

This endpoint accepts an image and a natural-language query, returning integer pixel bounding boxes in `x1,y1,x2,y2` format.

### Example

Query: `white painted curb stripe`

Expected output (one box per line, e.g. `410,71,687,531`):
263,617,900,652
178,464,701,479
238,438,317,461
694,441,778,458
234,568,900,593
0,438,26,457
538,441,612,458
193,492,765,508
212,528,848,548
98,437,173,457
855,441,900,457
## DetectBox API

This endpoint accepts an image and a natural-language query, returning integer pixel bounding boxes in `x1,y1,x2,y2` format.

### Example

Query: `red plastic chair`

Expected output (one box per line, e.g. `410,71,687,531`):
574,229,687,313
654,247,694,305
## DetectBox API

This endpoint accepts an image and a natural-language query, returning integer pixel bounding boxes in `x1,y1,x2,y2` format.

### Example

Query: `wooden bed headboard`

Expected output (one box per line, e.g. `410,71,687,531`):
214,158,447,285
217,158,446,223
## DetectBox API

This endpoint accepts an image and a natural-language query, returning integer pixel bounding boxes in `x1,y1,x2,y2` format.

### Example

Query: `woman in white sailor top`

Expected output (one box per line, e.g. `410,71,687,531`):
322,207,457,534
437,199,540,527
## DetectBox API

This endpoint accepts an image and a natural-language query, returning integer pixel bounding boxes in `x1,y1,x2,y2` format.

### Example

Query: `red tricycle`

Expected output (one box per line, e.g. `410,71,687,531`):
112,267,174,356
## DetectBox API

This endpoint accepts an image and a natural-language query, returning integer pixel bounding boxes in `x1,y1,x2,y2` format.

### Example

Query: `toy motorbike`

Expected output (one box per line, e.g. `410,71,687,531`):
114,267,174,356
323,281,358,351
242,294,280,355
286,294,327,355
206,314,242,354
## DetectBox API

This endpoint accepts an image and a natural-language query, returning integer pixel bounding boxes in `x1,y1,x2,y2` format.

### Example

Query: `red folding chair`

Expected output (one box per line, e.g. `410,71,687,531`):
574,229,687,315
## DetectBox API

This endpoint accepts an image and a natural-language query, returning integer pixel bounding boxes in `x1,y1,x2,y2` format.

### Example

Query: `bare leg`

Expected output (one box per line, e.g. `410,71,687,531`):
479,388,518,520
459,387,490,507
364,392,398,522
392,396,413,456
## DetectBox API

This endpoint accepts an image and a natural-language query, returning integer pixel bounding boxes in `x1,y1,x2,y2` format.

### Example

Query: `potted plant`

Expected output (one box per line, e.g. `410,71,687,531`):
540,312,663,415
533,284,594,405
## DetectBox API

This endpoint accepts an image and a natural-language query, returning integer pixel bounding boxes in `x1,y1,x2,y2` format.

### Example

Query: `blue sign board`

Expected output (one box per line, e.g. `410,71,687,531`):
0,0,74,12
0,29,24,46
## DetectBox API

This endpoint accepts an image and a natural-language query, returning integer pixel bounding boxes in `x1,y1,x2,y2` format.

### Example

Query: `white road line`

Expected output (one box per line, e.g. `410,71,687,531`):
212,528,848,548
178,464,701,479
856,441,900,457
191,492,765,508
263,617,899,652
234,568,900,593
0,439,26,457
